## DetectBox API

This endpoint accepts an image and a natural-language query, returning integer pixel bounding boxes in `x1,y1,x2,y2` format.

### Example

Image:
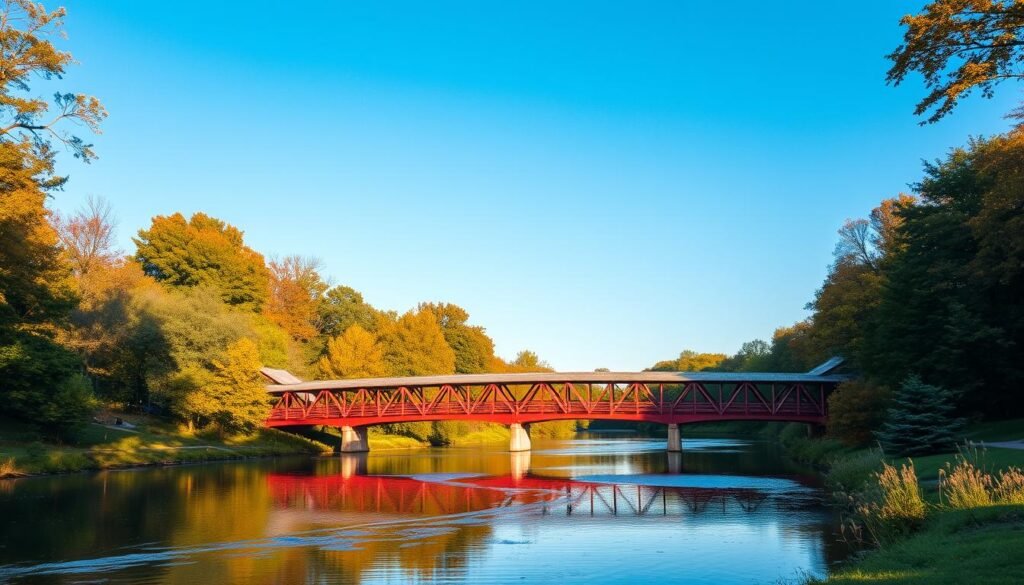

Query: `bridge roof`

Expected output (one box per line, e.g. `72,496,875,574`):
266,371,848,394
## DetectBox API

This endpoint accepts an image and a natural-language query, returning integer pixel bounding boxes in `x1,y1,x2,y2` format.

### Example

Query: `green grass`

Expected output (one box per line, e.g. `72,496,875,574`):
810,506,1024,584
907,447,1024,483
447,425,510,446
804,418,1024,583
366,433,428,450
964,418,1024,442
0,414,330,477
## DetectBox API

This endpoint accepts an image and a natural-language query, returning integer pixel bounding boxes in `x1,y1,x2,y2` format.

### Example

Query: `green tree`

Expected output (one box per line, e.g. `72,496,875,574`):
319,324,387,378
869,136,1022,417
888,0,1024,123
877,376,963,457
133,212,270,311
0,0,105,436
719,340,772,372
317,285,378,338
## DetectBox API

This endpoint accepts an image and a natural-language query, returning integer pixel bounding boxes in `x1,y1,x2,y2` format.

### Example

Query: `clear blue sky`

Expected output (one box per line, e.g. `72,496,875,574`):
51,1,1017,371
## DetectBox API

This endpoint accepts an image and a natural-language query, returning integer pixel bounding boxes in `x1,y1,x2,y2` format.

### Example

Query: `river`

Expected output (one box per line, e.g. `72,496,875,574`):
0,433,849,584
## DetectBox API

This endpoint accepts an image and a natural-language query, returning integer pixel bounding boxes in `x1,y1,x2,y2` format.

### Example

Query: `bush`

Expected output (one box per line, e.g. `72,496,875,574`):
827,448,885,494
827,380,890,446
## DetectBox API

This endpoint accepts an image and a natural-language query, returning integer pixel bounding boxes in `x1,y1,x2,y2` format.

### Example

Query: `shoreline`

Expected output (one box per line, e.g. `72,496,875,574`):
774,422,1024,584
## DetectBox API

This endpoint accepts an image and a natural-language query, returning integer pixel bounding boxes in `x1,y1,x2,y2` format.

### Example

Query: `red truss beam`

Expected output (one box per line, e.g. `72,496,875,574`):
265,377,833,428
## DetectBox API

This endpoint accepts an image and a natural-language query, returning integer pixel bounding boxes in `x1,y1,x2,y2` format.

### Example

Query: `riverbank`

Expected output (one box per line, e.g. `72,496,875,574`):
780,419,1024,584
0,414,331,478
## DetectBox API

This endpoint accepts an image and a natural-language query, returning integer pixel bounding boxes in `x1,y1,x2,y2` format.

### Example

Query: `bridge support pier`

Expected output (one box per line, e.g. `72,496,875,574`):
339,426,369,453
666,424,682,452
509,423,532,452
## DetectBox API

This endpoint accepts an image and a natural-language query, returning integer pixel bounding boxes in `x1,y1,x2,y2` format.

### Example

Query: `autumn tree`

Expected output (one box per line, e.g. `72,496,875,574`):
319,324,387,379
265,255,328,342
507,350,551,372
888,0,1024,123
134,212,270,311
0,0,105,436
202,338,271,433
650,350,726,372
53,196,118,277
827,380,892,447
806,195,915,370
418,302,496,374
377,309,455,377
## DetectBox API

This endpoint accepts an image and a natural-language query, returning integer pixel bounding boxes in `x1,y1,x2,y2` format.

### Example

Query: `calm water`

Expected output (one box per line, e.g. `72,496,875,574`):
0,434,848,584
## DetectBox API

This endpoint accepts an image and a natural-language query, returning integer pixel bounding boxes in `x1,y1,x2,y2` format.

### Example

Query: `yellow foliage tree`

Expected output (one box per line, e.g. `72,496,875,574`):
203,337,271,433
377,309,455,376
319,324,387,379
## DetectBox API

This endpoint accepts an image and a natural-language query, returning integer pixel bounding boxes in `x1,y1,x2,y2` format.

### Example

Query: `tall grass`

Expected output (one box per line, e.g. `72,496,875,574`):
938,444,1024,508
853,462,926,545
994,468,1024,504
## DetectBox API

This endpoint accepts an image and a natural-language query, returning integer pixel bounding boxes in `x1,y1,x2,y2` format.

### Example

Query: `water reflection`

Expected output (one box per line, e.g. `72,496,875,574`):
0,435,848,584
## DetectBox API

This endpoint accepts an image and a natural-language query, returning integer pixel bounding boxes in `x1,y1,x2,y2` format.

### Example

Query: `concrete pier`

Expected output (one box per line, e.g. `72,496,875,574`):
666,423,682,452
339,425,369,453
509,423,532,452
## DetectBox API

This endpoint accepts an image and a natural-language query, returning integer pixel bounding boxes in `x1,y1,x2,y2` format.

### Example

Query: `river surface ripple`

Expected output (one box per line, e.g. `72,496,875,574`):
0,434,850,584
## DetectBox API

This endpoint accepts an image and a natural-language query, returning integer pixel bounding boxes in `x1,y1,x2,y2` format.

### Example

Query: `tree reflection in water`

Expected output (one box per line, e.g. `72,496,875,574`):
0,438,845,584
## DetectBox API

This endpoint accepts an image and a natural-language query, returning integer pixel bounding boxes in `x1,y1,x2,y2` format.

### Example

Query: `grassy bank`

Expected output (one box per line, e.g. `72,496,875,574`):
811,506,1024,584
0,414,330,477
783,418,1024,584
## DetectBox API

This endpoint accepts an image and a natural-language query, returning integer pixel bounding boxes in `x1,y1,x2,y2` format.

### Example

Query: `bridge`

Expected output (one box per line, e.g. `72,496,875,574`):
263,359,847,452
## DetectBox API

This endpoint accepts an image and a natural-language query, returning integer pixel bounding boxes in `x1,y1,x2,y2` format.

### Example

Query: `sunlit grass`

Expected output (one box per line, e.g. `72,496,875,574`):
0,416,330,476
810,506,1024,584
367,433,428,450
448,425,509,446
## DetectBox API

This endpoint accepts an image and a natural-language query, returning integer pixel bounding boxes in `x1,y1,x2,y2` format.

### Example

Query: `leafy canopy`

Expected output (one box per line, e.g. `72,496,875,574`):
888,0,1024,123
319,324,387,379
134,212,271,311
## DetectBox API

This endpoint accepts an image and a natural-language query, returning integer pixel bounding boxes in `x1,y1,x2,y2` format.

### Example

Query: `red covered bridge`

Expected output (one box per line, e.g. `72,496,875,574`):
262,359,847,452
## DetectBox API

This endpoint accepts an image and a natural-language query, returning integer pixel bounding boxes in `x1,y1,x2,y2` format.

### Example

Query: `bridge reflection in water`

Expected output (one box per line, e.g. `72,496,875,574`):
267,455,794,520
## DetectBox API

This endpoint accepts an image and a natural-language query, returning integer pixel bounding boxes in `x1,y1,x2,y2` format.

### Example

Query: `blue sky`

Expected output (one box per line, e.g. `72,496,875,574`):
50,1,1017,371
